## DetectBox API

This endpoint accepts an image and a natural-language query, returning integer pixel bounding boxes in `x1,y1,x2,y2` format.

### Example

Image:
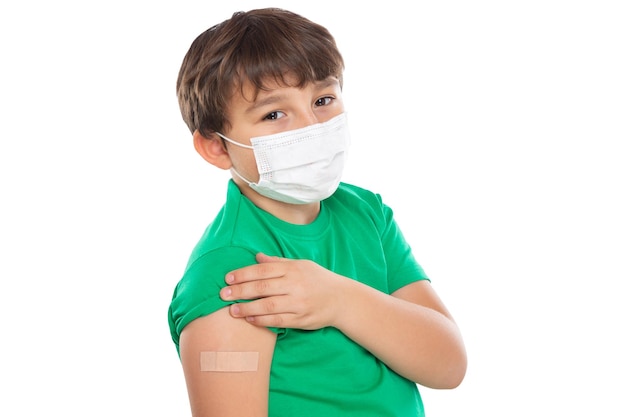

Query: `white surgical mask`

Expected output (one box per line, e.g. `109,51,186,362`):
216,113,350,204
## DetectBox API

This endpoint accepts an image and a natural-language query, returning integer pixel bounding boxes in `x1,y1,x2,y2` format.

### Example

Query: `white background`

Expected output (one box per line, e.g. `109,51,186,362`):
1,1,624,415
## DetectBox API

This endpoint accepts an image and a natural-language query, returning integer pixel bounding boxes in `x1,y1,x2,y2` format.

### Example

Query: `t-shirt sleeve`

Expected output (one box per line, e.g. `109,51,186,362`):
168,246,280,354
379,200,430,293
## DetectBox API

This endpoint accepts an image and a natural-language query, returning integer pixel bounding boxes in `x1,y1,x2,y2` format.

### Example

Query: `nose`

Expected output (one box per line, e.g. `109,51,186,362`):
297,111,319,129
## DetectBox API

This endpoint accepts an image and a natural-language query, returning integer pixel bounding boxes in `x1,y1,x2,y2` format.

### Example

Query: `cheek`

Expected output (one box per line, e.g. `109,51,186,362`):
245,157,261,181
318,105,345,122
231,151,260,181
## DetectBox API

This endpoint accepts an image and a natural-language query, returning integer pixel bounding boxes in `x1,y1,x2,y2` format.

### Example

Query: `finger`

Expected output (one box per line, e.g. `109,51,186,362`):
229,296,293,319
225,261,285,284
220,277,285,301
242,313,292,328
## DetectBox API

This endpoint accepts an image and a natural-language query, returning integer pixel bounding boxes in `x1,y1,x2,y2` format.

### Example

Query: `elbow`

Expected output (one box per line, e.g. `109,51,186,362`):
444,359,467,389
421,342,467,390
439,324,468,389
438,345,468,389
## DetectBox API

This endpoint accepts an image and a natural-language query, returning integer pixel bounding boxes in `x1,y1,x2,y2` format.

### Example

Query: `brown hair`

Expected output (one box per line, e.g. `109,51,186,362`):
176,8,345,136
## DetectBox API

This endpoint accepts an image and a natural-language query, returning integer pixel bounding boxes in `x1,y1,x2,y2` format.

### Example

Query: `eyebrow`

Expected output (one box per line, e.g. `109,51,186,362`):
244,94,285,115
244,78,340,115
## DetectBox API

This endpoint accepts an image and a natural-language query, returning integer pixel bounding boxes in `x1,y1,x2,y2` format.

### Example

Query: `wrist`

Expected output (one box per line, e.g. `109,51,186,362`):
329,275,360,331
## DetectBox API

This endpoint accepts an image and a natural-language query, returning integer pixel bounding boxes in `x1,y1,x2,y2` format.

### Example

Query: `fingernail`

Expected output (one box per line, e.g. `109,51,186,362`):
231,304,240,316
225,274,234,283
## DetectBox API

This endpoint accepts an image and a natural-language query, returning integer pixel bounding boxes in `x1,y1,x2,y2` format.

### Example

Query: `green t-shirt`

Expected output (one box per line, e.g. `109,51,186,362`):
168,180,429,416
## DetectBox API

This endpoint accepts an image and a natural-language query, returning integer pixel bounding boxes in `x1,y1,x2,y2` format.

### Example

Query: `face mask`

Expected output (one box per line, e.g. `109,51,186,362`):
216,113,350,204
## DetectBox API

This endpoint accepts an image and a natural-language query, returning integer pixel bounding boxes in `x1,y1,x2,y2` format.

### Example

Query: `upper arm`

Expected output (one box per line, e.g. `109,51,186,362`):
179,307,277,417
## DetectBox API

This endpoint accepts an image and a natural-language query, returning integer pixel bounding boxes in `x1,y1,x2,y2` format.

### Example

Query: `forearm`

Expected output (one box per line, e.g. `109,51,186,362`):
332,279,467,389
220,255,466,388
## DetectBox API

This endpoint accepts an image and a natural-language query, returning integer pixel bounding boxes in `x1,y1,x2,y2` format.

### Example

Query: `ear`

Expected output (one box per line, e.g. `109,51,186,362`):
193,130,232,170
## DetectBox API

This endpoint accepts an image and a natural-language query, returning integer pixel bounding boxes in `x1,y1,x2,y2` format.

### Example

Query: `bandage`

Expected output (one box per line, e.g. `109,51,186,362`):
200,351,259,372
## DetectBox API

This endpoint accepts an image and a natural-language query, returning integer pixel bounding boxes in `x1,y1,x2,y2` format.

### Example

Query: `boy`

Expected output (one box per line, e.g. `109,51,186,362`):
168,8,466,417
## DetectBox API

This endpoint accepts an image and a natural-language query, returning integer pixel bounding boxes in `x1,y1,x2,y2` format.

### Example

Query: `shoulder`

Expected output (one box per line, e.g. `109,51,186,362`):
331,182,385,210
169,247,258,347
334,182,381,201
328,182,391,225
172,246,257,308
186,180,250,265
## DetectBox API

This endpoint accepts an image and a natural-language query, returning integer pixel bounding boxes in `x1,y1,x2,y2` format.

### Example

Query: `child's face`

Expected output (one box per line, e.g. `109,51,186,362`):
223,75,345,185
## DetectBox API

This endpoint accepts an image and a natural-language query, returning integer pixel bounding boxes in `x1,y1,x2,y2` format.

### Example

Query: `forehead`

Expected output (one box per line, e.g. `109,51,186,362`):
232,72,299,104
231,74,340,105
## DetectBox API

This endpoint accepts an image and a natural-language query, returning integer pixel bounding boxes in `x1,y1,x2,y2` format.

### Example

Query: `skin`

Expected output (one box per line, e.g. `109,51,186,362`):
181,75,467,417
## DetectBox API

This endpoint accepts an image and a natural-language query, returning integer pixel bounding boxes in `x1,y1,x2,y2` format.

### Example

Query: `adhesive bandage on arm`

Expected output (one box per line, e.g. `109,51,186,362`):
200,351,259,372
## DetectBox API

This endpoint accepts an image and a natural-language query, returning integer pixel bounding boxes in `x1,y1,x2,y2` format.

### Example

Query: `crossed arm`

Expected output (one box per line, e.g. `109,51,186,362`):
179,252,467,416
220,253,467,388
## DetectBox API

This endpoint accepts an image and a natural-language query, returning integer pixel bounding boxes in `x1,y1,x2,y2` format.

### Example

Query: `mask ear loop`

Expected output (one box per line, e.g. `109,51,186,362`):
230,166,254,185
215,132,254,149
214,132,255,185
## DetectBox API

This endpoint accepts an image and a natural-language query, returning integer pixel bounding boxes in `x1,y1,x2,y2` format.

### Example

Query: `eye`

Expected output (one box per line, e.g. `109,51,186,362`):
314,96,334,107
263,111,285,121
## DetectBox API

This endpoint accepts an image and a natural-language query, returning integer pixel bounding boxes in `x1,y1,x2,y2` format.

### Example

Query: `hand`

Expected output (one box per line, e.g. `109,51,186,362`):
220,253,345,330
